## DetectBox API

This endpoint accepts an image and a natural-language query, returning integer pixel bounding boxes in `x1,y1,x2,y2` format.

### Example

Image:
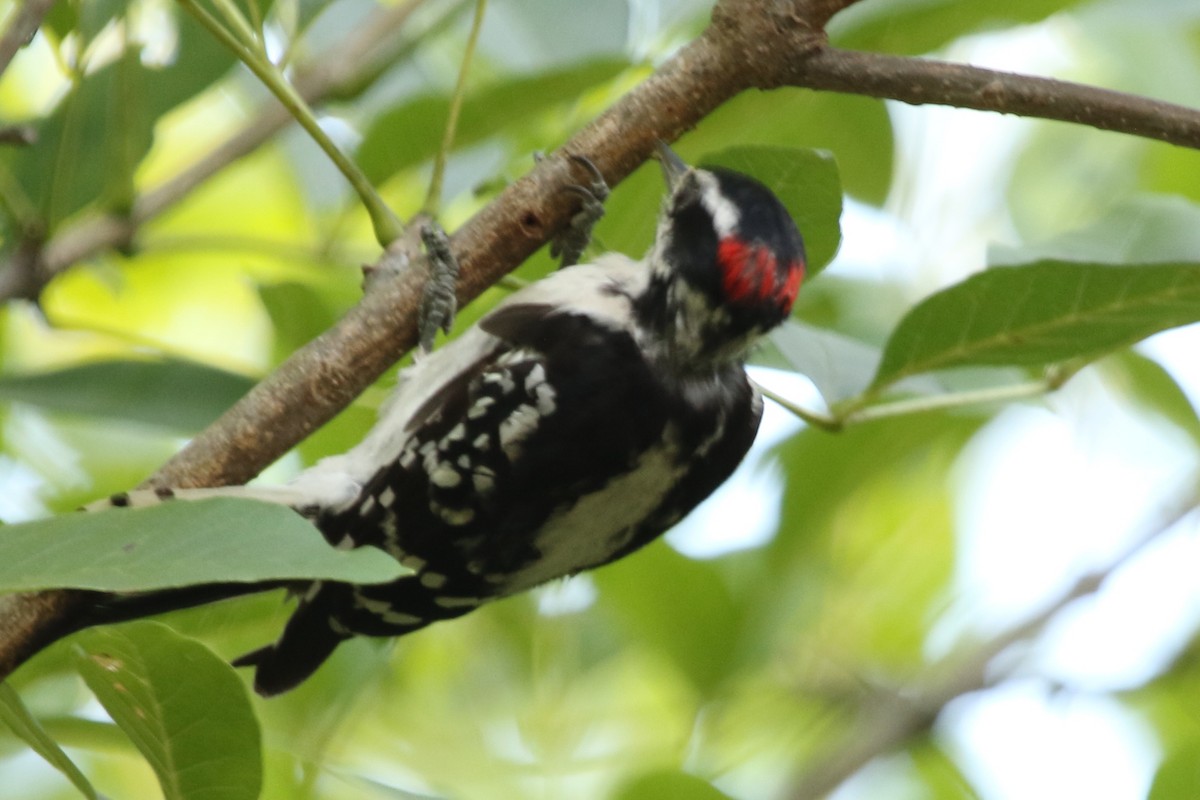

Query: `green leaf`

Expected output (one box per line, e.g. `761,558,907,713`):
829,0,1084,55
357,58,630,184
12,47,156,229
685,89,892,204
769,320,883,405
0,498,407,592
0,684,97,800
870,260,1200,392
74,622,261,800
44,0,127,43
12,4,247,231
0,359,255,432
613,769,734,800
107,45,150,214
702,146,843,276
43,1,79,40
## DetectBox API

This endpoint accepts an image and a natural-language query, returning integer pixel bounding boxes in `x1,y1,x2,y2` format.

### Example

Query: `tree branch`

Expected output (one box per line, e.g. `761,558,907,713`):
796,47,1200,149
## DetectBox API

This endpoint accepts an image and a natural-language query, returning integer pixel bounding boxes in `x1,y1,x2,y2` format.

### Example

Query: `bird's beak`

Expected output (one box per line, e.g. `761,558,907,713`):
655,141,689,189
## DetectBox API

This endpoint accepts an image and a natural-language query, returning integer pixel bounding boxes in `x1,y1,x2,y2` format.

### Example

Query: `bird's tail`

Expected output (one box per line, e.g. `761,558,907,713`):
230,582,352,696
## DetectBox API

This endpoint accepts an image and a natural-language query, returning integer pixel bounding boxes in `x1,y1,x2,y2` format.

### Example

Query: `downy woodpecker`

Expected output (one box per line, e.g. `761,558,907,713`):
90,144,806,695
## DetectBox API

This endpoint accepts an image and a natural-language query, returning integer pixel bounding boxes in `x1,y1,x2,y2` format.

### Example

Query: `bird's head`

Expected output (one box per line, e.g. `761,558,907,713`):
641,143,807,365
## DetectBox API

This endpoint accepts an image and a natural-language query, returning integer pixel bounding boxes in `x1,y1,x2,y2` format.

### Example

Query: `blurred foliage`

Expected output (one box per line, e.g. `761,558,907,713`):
0,0,1199,799
0,359,255,431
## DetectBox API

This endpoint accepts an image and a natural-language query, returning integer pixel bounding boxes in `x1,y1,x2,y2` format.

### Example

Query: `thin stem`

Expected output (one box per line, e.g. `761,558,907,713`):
846,379,1055,424
174,0,405,246
754,381,842,431
423,0,489,217
246,0,268,41
206,0,261,49
760,368,1079,431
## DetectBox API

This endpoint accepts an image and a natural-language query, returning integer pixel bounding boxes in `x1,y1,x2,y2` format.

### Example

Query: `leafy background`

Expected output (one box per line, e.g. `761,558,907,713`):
1,0,1200,798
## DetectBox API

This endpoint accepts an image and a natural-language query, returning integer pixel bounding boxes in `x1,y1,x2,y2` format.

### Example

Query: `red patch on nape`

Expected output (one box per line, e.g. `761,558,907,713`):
779,258,805,312
717,237,755,302
718,236,797,309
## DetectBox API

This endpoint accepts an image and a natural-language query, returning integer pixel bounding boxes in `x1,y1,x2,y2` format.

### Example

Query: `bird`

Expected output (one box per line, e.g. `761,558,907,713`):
83,143,807,696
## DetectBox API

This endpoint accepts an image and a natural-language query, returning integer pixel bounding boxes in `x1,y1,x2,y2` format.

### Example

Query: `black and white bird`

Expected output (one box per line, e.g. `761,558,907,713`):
88,144,806,695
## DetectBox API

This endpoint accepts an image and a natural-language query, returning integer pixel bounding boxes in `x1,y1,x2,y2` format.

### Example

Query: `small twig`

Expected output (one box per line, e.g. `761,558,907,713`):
0,0,55,80
796,47,1200,150
846,380,1056,423
205,0,261,48
0,235,47,303
758,365,1080,432
754,381,841,431
174,0,405,246
423,0,489,217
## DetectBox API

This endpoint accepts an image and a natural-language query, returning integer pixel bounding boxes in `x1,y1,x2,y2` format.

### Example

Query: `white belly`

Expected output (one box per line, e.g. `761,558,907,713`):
499,440,684,594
